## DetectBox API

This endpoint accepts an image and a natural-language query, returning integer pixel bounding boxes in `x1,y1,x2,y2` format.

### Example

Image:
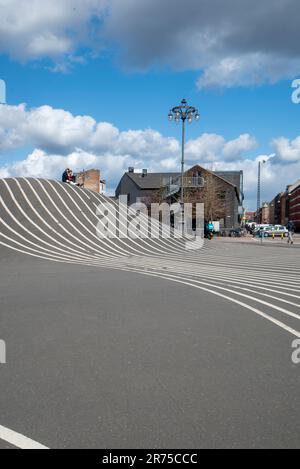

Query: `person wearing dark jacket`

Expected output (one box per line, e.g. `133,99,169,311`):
62,168,84,187
287,221,295,245
62,169,69,183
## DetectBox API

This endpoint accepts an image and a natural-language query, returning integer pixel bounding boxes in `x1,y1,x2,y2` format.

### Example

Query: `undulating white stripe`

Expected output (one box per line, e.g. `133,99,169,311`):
35,179,125,258
1,177,300,341
20,178,93,253
0,424,48,449
77,259,300,338
42,180,127,256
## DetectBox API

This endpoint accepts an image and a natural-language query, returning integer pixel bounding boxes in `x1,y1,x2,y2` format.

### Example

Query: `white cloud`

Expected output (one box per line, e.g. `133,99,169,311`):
1,102,300,208
27,106,96,153
0,103,182,190
272,136,300,164
1,0,300,86
0,103,27,150
211,153,300,210
105,0,300,88
185,133,257,163
223,134,257,161
196,54,300,89
0,0,108,64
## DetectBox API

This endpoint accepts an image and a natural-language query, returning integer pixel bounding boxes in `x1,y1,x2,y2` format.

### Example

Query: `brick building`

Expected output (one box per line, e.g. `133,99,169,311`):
269,193,283,225
116,165,244,229
76,169,106,193
267,179,300,231
260,203,271,224
288,180,300,231
280,192,288,226
245,211,256,223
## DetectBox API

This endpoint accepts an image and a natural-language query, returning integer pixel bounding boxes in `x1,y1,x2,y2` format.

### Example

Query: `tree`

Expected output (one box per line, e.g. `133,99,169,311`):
184,172,226,222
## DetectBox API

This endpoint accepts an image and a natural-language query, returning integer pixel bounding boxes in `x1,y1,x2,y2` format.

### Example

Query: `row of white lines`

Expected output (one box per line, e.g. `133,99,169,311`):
1,202,299,288
37,178,199,257
1,178,203,261
1,178,300,450
87,185,300,268
1,236,300,339
2,178,299,272
0,178,184,262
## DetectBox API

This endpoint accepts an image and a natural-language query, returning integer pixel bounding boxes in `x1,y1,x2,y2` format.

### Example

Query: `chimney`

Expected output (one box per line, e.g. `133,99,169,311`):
142,169,147,177
128,167,134,173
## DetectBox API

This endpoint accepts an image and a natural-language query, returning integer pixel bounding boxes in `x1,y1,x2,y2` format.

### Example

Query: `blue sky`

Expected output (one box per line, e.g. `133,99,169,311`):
2,54,298,145
1,0,300,210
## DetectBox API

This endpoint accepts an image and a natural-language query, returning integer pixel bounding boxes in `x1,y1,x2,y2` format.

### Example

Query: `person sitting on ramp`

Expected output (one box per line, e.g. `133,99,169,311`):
62,169,83,187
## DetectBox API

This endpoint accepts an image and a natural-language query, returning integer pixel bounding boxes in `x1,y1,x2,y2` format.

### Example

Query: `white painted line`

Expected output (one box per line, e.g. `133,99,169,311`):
104,264,300,338
0,424,49,449
140,271,300,338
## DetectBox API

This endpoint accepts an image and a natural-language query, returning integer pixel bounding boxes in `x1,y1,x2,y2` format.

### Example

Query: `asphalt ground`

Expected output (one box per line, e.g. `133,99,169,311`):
0,178,299,449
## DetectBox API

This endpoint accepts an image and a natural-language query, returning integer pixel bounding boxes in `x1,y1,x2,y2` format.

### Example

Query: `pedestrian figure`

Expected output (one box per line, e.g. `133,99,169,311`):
288,231,294,245
287,221,294,245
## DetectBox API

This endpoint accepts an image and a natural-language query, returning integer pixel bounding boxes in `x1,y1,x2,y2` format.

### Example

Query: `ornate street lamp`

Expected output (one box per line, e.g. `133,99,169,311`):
168,99,200,208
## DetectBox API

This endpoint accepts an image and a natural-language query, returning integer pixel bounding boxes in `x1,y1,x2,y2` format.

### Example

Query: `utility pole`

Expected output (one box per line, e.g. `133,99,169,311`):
257,161,261,216
257,160,266,221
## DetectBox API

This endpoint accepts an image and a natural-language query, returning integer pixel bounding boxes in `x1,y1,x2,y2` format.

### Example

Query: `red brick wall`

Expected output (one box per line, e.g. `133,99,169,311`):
289,185,300,231
77,169,100,193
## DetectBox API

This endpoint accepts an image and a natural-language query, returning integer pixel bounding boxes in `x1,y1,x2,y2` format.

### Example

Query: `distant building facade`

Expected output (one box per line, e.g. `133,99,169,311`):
245,211,256,223
76,169,106,193
269,193,283,225
267,178,300,231
116,165,244,229
259,203,271,224
288,180,300,231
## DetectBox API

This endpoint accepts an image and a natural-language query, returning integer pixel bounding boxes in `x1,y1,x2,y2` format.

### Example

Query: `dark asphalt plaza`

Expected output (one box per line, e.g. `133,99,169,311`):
0,179,300,449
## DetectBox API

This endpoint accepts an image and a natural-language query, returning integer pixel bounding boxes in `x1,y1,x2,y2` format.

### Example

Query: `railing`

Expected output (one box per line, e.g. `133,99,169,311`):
163,176,205,198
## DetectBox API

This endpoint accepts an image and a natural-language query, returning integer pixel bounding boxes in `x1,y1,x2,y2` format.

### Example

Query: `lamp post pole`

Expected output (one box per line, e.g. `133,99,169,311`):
257,159,266,222
257,161,261,216
181,116,186,207
168,99,200,210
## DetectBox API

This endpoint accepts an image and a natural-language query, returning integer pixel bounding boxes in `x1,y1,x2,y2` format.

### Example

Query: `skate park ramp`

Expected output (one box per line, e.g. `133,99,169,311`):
0,177,194,267
1,177,300,449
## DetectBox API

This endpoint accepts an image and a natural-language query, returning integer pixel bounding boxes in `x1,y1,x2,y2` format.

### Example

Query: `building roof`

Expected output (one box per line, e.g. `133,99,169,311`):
126,172,180,190
288,179,300,193
125,165,240,191
214,170,242,188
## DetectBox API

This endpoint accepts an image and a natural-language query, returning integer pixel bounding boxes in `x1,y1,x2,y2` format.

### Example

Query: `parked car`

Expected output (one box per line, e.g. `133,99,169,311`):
255,225,289,237
264,225,289,237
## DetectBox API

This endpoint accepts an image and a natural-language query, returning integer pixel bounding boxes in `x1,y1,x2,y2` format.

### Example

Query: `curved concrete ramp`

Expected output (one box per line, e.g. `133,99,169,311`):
0,177,300,341
0,178,195,266
1,178,300,448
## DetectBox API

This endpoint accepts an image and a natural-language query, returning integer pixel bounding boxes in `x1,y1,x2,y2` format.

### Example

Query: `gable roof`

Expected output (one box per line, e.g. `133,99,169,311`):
126,171,180,190
288,179,300,193
119,165,243,206
185,165,237,189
